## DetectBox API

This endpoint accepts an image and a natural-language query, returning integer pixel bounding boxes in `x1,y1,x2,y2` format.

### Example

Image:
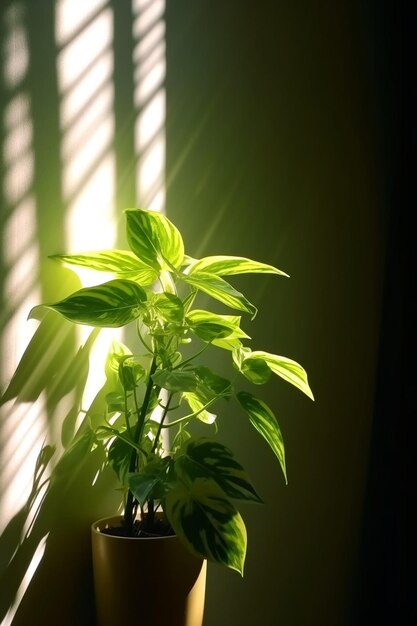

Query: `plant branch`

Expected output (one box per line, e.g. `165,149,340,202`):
172,342,210,370
152,392,173,453
136,320,153,354
124,388,132,437
157,399,180,412
161,396,220,428
124,355,157,532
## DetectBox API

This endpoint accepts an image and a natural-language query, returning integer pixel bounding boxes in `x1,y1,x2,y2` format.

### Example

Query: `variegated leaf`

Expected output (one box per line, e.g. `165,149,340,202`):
237,391,287,483
211,337,244,351
176,439,262,503
232,345,252,369
165,478,247,575
45,280,147,327
125,208,184,271
182,391,217,424
240,357,272,385
151,292,184,323
182,272,257,318
186,309,249,342
250,351,314,400
50,250,157,284
187,255,288,277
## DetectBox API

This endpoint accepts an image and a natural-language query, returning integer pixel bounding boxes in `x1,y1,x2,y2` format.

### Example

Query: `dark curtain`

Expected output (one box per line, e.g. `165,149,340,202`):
351,1,416,624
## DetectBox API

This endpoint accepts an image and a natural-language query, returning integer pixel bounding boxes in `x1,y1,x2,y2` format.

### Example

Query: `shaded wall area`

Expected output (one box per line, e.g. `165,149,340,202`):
349,2,415,624
166,2,388,625
1,0,162,623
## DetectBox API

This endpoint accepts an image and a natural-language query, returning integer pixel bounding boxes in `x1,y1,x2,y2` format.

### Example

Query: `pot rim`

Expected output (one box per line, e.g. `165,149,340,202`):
91,515,177,541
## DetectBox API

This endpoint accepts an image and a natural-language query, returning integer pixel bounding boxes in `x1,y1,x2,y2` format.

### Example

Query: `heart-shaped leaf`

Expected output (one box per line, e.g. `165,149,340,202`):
125,208,184,271
250,351,314,400
182,272,257,318
187,309,249,342
165,478,247,575
176,439,262,503
50,250,158,284
45,280,147,328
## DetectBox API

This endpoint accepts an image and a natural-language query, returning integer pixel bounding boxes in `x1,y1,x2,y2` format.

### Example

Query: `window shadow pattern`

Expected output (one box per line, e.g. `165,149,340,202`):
0,1,165,623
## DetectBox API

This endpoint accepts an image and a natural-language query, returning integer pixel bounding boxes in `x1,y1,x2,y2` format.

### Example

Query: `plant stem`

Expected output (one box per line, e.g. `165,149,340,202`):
136,320,153,354
144,392,173,530
124,388,132,437
124,355,157,533
152,393,173,454
171,342,209,370
161,396,219,428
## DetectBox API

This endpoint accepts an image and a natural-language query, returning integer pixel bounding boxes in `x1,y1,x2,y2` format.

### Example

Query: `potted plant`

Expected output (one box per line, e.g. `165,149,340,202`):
33,208,313,625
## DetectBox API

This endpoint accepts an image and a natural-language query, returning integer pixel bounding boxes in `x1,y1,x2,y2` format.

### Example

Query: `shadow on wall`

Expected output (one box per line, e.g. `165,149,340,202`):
0,320,118,625
0,0,165,623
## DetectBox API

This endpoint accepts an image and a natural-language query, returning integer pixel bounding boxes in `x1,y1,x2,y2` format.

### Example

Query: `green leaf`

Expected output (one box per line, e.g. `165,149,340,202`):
182,391,217,424
176,439,262,503
128,457,172,506
183,255,197,266
182,271,257,318
119,359,146,391
105,391,124,413
152,369,198,392
108,436,132,485
45,280,147,328
50,250,158,284
104,340,132,387
182,367,232,424
152,292,184,323
236,391,287,483
172,427,191,453
186,309,249,342
240,357,272,385
165,478,247,574
232,345,252,369
194,366,232,399
211,337,244,352
187,255,289,277
125,208,184,271
128,473,160,507
104,341,146,395
250,351,314,400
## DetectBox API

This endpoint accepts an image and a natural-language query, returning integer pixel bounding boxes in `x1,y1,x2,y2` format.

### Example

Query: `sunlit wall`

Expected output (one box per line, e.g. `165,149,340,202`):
0,1,165,623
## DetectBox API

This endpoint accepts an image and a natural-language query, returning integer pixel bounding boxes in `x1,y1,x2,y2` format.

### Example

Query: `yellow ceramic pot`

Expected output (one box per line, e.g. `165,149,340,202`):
91,516,207,626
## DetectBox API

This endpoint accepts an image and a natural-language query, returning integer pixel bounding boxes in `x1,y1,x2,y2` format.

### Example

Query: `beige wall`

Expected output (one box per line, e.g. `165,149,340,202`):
0,1,386,624
166,2,386,624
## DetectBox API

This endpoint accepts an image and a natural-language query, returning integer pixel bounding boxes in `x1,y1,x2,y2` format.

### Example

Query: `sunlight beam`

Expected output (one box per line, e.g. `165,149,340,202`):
133,0,166,212
56,2,121,416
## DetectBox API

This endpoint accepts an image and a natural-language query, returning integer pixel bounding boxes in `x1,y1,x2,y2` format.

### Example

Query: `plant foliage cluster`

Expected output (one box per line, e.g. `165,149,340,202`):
40,208,313,574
